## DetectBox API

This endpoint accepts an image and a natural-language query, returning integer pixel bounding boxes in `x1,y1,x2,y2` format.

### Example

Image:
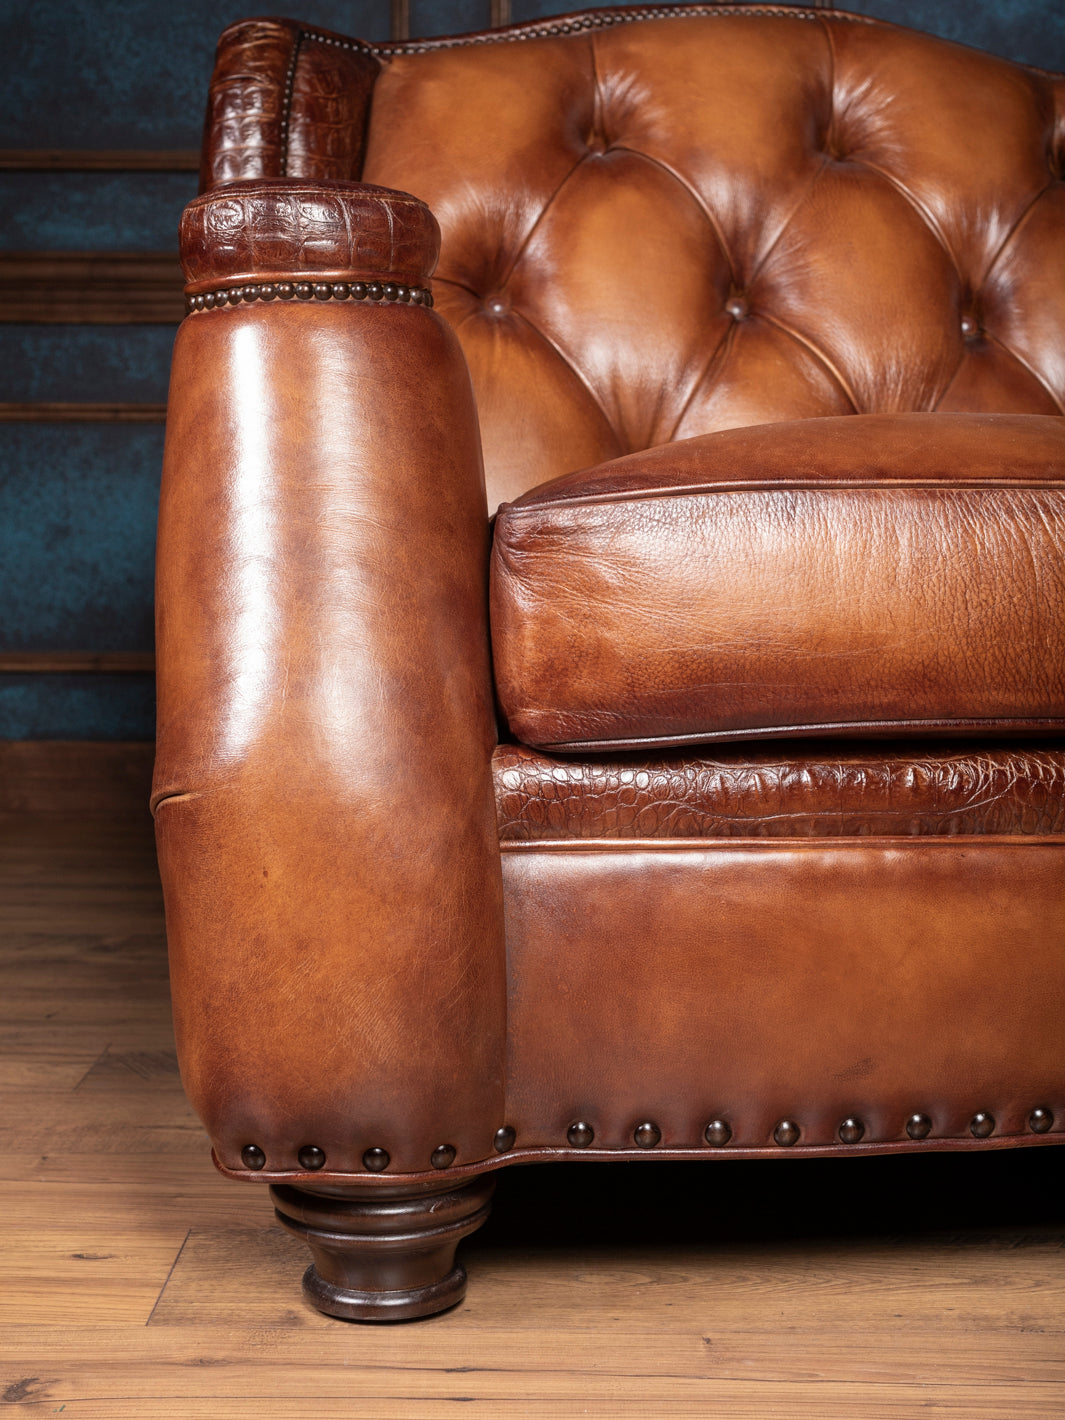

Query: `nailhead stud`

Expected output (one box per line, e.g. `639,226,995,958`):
277,282,295,300
367,283,383,300
1029,1107,1054,1134
259,283,277,301
351,282,367,299
494,1125,516,1153
774,1120,800,1147
567,1121,594,1148
297,1145,326,1171
227,288,243,305
704,1119,732,1147
313,282,332,300
203,292,216,309
332,282,350,300
970,1112,995,1139
295,283,313,300
242,285,260,302
241,1144,266,1170
633,1121,661,1148
363,1147,390,1172
906,1113,932,1140
838,1117,865,1145
431,1144,456,1170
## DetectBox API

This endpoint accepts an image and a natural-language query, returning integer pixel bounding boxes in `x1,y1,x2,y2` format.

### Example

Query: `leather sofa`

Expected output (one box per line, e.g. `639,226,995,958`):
154,3,1065,1320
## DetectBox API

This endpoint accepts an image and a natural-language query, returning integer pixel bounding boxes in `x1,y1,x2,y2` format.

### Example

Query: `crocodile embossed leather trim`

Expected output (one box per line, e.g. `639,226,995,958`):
184,279,434,315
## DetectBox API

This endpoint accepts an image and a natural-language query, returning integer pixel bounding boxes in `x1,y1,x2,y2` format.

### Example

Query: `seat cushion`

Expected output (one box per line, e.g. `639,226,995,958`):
490,413,1065,751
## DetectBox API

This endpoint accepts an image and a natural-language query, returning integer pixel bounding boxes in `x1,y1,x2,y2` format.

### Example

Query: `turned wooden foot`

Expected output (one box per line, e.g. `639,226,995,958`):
271,1174,495,1321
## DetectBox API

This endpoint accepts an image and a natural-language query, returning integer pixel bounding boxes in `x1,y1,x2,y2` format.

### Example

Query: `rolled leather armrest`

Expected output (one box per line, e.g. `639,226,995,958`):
154,178,506,1181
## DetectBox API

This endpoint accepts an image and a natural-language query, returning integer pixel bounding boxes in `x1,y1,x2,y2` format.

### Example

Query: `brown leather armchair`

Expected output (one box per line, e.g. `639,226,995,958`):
154,4,1065,1321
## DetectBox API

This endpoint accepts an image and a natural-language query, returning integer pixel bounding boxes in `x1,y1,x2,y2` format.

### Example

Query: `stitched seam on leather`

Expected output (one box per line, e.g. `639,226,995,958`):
496,148,593,292
755,311,860,412
504,478,1063,512
664,320,735,444
507,307,622,451
982,177,1055,290
744,155,830,293
609,145,735,281
931,347,970,413
848,159,963,286
497,833,1065,851
280,27,304,178
984,330,1065,415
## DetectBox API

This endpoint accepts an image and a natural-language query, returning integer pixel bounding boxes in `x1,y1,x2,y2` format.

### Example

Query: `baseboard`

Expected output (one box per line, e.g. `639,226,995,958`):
0,740,154,817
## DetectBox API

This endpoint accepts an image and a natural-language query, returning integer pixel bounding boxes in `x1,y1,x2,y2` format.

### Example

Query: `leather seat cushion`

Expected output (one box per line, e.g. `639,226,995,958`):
490,413,1065,751
494,743,1065,841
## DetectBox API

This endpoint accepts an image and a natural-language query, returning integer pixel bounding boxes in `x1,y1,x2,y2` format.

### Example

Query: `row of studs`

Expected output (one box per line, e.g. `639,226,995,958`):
299,7,871,62
185,280,434,315
239,1107,1056,1173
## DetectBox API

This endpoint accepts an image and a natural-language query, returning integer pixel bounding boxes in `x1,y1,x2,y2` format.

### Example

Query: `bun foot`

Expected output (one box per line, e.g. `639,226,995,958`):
271,1174,495,1322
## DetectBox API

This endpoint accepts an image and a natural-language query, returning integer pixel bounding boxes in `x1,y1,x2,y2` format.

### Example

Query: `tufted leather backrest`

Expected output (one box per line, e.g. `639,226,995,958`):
204,7,1065,509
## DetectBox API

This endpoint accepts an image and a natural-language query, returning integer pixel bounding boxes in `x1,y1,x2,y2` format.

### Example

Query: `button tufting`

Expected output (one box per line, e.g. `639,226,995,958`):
725,295,749,321
960,314,980,340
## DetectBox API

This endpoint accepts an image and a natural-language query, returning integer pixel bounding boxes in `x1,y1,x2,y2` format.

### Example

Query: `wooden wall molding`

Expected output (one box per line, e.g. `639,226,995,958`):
0,652,155,674
0,402,167,422
0,149,199,171
0,253,184,323
0,740,154,817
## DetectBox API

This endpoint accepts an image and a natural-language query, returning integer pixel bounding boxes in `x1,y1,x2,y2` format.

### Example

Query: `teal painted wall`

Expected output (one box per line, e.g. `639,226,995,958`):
1,0,1062,737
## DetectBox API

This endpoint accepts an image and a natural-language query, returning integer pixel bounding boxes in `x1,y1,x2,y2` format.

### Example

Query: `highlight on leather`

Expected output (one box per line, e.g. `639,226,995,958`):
491,413,1065,751
179,177,441,290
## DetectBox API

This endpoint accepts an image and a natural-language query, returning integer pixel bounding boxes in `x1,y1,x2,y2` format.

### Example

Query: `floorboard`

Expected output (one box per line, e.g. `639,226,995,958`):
1,805,1064,1414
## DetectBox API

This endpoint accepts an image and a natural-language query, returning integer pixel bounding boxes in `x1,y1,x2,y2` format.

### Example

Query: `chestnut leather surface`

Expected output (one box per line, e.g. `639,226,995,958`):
154,293,507,1179
180,178,439,289
492,413,1065,750
162,8,1065,1184
501,839,1065,1154
203,9,1065,511
494,743,1065,840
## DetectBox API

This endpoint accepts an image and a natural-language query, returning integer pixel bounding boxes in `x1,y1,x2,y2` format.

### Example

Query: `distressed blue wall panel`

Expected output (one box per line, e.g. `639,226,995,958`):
0,0,392,149
0,173,198,252
1,328,175,404
412,0,488,36
0,426,162,652
0,675,155,739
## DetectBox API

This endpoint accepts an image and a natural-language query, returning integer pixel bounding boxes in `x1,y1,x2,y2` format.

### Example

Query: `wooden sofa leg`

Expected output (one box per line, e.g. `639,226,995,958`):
271,1174,496,1321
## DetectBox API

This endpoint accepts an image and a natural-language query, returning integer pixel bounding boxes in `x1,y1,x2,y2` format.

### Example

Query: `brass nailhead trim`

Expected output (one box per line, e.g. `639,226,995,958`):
185,280,434,316
493,1125,516,1153
633,1121,661,1149
297,1145,326,1171
774,1120,801,1147
241,1144,266,1170
362,1146,390,1172
430,1144,456,1170
1029,1107,1054,1134
567,1121,595,1148
704,1119,732,1147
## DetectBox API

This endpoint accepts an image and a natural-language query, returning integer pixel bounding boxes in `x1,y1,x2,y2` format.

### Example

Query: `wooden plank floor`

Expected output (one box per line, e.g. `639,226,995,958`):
2,808,1065,1417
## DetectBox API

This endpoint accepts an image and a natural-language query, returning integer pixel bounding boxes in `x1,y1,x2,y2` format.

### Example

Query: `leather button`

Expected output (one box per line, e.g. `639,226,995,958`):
487,298,508,316
960,314,980,340
725,295,749,321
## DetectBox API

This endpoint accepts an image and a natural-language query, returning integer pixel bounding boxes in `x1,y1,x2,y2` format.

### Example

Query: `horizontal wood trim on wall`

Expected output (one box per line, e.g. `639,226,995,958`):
0,253,184,323
0,149,200,171
0,652,155,674
0,740,154,817
0,402,167,422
